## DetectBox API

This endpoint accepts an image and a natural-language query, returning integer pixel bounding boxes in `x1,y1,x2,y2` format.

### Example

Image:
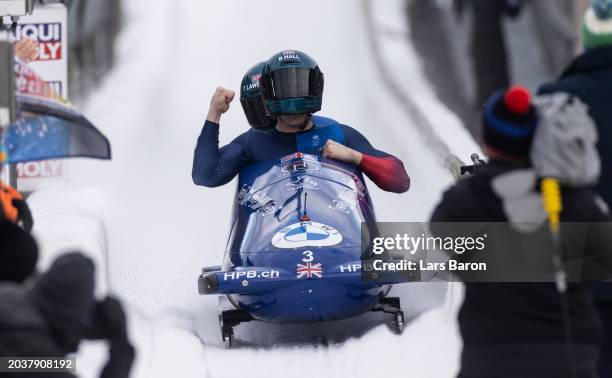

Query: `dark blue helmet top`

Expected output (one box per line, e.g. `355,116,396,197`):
260,50,324,116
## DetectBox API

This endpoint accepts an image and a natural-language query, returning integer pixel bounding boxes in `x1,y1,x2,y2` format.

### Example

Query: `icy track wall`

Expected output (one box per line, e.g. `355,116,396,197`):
30,0,481,377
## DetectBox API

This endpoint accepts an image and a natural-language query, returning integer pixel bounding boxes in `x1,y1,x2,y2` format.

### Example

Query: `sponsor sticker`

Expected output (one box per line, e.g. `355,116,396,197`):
281,159,319,174
329,189,359,214
16,160,62,178
339,263,361,273
286,175,318,191
272,221,343,248
237,184,276,215
223,270,280,281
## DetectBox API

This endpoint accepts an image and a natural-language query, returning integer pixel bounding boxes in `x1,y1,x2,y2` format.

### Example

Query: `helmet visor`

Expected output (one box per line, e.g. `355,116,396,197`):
241,96,272,128
268,68,323,99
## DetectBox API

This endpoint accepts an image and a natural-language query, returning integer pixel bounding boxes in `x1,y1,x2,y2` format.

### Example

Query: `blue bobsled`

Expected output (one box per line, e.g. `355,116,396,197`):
198,153,405,345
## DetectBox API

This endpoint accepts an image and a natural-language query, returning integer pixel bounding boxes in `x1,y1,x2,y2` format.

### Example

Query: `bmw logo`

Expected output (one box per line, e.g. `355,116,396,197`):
272,221,343,248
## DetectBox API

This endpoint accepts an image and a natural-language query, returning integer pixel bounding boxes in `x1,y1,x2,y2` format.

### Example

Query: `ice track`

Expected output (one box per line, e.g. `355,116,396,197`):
32,0,479,377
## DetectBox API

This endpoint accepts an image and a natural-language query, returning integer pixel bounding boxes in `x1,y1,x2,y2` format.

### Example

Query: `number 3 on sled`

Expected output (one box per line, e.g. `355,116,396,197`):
297,251,322,279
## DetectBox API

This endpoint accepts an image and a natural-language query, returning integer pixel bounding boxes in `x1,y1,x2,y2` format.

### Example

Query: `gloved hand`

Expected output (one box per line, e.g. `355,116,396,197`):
84,296,130,343
89,297,136,378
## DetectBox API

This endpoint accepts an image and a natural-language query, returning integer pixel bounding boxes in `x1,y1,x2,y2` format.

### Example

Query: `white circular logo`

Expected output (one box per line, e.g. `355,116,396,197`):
272,221,343,249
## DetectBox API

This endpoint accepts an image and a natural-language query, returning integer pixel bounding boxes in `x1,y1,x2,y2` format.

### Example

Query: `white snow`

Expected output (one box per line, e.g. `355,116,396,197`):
27,0,481,377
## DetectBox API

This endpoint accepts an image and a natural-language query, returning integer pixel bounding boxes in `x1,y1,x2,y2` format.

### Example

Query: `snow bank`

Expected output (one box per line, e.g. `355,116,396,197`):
29,188,108,291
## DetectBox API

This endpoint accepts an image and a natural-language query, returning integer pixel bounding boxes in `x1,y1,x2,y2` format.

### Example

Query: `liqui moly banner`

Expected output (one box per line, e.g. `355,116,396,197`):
12,4,68,191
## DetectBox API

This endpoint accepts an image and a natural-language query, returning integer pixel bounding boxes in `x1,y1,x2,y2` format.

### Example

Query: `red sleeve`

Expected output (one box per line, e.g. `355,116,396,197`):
358,154,410,193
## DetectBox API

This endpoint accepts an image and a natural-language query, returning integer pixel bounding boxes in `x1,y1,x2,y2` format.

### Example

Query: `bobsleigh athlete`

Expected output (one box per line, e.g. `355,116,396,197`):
192,50,410,193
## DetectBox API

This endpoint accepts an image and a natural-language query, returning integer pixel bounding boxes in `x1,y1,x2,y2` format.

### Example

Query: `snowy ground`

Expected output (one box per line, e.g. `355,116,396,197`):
28,0,480,377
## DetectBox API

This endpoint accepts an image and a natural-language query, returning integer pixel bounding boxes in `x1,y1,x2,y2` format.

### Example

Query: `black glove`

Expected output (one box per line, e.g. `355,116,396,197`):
83,297,135,378
84,296,129,342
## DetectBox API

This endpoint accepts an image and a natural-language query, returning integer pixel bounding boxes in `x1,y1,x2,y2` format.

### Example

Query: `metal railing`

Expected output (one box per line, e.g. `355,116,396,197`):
0,29,16,186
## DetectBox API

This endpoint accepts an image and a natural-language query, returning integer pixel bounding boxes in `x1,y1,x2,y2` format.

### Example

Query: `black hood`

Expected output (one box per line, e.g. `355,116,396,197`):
465,160,532,220
29,252,96,353
0,220,38,283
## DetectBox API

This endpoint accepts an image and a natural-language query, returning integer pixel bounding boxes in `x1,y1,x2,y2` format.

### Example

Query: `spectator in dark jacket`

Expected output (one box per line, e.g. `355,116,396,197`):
539,1,612,208
0,181,135,377
539,2,612,375
431,86,609,377
0,253,135,378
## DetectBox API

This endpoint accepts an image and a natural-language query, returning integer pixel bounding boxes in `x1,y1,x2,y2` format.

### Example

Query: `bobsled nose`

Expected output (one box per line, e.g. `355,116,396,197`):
198,267,296,295
197,262,396,296
198,273,219,294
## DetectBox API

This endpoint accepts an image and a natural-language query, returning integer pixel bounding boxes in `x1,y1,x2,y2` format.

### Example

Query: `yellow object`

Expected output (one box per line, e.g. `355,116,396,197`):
541,178,562,234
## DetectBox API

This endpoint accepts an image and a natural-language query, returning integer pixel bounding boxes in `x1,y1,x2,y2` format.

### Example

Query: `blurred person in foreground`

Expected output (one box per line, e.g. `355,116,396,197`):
431,86,610,377
0,253,135,378
539,1,612,375
0,195,135,378
192,50,410,194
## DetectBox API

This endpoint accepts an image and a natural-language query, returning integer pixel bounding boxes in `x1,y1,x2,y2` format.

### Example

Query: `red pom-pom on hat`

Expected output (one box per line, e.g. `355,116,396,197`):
504,85,531,115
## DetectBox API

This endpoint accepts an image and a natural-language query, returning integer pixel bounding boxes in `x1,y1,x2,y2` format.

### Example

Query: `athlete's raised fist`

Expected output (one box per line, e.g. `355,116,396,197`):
207,86,236,124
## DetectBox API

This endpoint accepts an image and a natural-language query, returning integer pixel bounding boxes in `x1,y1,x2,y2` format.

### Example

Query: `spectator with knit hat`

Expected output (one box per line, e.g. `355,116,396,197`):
431,86,608,378
540,1,612,375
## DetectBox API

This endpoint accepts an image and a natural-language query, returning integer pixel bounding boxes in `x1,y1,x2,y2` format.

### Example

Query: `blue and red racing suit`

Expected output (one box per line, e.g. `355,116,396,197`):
192,115,410,193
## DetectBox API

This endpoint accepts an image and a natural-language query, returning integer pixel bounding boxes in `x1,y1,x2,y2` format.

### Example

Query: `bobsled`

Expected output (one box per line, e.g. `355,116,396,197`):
198,153,406,346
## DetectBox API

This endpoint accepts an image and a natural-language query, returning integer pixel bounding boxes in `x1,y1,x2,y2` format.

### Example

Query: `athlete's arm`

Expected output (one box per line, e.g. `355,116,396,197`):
192,122,250,187
341,125,410,193
192,87,249,187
